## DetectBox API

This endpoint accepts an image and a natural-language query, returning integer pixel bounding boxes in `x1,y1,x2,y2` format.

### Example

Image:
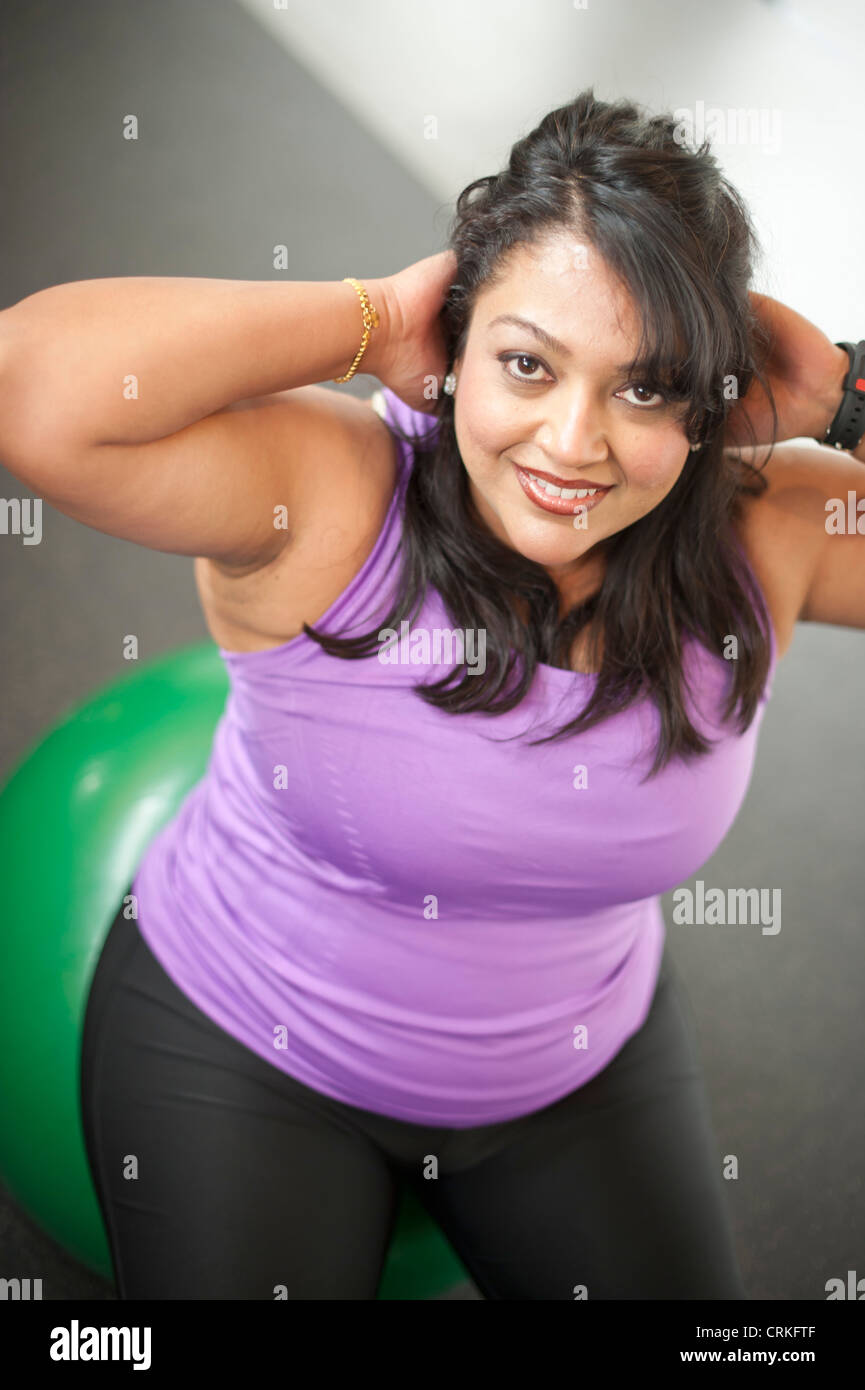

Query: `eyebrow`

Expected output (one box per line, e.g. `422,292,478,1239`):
486,313,646,375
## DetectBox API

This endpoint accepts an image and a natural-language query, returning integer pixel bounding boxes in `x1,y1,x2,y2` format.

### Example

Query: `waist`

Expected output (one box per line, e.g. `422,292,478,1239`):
131,803,666,1125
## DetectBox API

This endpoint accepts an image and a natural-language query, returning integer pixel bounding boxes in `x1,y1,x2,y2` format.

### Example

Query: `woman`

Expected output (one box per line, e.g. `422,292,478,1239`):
1,89,862,1301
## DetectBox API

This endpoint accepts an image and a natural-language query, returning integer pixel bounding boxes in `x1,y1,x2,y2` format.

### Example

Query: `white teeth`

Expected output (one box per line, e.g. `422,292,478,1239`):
526,471,599,499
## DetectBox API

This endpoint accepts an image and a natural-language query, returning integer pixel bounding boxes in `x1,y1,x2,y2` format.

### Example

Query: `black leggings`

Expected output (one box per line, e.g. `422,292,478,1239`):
78,891,748,1300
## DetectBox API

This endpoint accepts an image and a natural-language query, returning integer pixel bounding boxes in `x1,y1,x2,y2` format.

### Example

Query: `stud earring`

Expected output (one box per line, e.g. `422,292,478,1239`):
443,372,457,396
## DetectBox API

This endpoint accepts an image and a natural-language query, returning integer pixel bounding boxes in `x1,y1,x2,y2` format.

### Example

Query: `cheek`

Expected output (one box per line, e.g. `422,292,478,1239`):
454,404,512,479
622,436,687,492
454,356,529,459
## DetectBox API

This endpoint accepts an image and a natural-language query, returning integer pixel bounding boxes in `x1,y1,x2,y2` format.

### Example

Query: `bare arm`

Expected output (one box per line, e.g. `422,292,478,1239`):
0,275,393,450
0,276,395,564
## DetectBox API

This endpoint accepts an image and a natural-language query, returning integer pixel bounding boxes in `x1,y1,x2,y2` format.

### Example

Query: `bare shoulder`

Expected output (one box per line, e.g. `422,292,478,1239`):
215,384,395,542
196,386,400,652
728,441,854,659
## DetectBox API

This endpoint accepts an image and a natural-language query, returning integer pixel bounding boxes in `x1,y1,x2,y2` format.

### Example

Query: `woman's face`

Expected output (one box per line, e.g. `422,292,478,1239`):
451,234,693,588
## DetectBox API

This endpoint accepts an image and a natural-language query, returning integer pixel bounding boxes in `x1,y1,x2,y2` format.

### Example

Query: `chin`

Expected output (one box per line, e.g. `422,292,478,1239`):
493,510,603,569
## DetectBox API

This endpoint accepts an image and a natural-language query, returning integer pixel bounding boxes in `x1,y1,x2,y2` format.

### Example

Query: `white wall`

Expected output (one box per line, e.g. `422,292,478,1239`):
236,0,862,340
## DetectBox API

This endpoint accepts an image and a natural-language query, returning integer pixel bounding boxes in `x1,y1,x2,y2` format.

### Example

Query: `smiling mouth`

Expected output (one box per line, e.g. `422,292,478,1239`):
512,461,614,517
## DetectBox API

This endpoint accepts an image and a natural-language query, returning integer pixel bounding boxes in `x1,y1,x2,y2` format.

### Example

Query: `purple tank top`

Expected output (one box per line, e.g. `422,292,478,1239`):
133,386,777,1126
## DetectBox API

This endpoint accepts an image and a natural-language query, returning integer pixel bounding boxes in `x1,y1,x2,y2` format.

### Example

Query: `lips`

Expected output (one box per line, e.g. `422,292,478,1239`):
512,461,613,517
517,463,612,490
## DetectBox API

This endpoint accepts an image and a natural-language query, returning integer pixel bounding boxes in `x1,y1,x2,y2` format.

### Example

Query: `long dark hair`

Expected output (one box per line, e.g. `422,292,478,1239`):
306,88,778,781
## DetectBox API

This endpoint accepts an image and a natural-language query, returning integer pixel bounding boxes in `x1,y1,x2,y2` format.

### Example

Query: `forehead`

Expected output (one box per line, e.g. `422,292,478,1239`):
474,235,643,355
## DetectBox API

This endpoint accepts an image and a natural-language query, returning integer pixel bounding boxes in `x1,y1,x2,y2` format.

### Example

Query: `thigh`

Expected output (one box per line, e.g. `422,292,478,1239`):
412,949,747,1301
79,897,400,1300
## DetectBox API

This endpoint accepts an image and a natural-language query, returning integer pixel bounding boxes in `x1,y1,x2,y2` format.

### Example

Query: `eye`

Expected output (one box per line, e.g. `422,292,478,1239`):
499,354,671,408
499,352,551,384
618,382,666,409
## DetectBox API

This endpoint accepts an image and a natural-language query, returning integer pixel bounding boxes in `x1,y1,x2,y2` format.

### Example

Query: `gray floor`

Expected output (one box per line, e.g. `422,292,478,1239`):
0,0,862,1301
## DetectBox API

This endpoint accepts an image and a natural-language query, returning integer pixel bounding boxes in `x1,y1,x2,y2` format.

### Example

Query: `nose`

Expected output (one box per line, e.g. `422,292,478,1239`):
537,388,608,465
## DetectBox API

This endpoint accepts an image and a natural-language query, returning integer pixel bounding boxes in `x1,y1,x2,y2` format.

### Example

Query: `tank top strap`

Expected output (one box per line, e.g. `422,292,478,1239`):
304,388,441,643
370,386,442,487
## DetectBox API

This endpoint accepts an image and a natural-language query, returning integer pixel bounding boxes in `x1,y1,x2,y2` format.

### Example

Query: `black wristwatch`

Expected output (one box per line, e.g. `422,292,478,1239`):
815,340,865,451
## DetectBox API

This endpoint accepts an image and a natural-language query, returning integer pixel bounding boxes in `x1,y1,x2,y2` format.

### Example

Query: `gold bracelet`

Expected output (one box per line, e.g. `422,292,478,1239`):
333,277,380,383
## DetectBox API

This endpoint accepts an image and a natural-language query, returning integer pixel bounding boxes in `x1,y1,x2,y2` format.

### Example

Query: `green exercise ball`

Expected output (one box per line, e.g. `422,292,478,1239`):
0,640,469,1300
